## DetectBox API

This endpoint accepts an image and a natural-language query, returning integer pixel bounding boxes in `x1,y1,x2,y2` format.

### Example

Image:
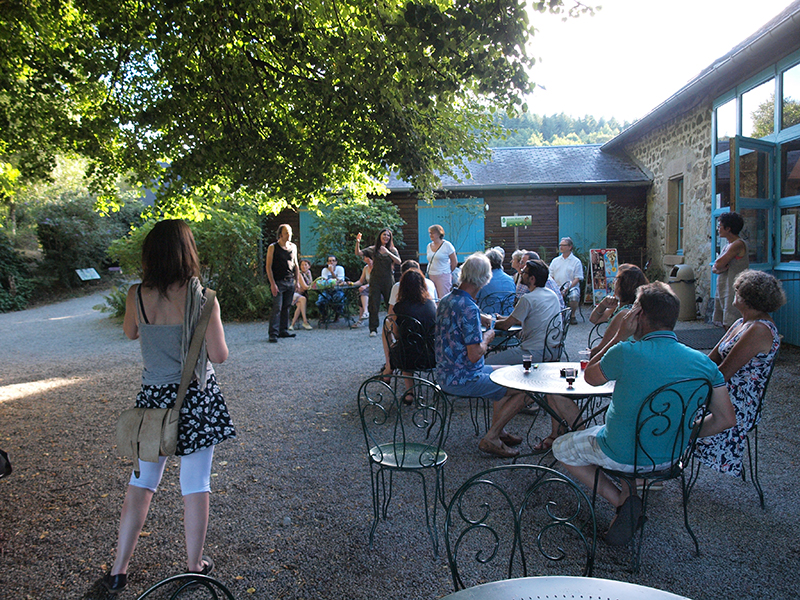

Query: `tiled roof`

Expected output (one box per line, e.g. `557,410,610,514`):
386,145,650,191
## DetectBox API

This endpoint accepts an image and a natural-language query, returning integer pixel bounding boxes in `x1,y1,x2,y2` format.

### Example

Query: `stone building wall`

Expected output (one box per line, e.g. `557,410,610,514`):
621,101,715,317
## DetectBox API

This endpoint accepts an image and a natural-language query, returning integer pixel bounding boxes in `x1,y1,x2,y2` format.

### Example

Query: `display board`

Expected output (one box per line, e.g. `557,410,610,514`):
589,248,618,305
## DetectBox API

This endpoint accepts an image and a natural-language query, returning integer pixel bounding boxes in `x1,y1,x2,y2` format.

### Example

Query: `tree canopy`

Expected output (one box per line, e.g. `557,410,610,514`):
1,0,596,213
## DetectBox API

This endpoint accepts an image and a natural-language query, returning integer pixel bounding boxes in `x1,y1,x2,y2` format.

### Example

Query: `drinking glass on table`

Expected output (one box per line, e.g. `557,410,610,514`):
522,354,532,372
579,349,591,371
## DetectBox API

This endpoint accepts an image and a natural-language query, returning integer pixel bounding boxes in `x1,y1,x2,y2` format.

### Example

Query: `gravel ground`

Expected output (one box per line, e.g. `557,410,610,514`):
1,292,798,599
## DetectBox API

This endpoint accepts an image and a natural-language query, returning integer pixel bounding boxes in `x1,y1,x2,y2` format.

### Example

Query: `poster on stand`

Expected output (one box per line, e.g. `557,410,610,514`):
589,249,618,305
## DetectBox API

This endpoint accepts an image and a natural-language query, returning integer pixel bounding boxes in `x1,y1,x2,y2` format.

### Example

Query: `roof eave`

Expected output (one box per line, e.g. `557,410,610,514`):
386,180,652,194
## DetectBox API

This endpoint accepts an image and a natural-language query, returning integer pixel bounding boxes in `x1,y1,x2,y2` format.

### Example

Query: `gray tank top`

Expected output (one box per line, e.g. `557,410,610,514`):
136,286,213,386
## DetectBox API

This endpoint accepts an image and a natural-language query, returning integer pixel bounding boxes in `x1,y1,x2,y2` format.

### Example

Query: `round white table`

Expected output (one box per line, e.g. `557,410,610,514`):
490,362,614,398
440,576,692,600
490,363,615,435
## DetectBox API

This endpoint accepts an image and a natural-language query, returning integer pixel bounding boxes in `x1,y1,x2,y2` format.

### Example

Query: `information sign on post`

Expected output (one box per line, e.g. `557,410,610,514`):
75,268,101,281
500,215,532,228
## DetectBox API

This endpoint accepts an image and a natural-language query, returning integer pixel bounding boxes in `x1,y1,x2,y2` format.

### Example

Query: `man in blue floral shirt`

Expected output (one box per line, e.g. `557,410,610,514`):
435,253,528,458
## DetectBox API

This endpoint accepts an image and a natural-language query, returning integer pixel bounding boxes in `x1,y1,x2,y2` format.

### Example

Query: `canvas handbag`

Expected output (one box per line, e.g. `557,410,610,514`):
116,289,216,477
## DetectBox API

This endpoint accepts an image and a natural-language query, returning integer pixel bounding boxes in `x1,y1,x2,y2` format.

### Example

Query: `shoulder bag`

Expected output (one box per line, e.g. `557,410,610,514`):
116,289,216,477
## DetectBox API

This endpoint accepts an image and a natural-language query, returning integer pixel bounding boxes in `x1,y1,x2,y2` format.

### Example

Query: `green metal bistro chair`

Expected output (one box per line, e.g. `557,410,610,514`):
135,574,235,599
383,314,436,382
357,374,449,556
592,377,713,572
445,464,596,591
478,291,516,317
479,292,521,358
542,307,573,362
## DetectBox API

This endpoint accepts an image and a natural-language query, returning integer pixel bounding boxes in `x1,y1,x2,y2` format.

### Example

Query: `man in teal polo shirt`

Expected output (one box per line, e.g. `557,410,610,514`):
552,282,735,546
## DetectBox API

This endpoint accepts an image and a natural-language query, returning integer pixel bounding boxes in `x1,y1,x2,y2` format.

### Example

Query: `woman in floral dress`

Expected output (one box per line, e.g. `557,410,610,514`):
695,270,785,475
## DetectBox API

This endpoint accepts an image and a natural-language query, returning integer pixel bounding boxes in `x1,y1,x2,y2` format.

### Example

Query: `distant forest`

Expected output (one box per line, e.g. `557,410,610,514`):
488,113,633,147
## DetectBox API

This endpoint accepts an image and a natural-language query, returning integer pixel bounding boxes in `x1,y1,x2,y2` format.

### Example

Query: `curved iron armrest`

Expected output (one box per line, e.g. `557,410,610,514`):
136,574,235,599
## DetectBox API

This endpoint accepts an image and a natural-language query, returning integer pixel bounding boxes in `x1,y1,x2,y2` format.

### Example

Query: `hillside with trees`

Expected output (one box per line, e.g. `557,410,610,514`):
489,112,633,147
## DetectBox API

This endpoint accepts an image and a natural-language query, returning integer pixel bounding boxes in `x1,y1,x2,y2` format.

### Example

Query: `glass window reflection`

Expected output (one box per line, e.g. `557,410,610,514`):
715,161,731,209
716,98,736,154
742,78,775,138
782,62,800,130
738,148,771,199
740,208,770,264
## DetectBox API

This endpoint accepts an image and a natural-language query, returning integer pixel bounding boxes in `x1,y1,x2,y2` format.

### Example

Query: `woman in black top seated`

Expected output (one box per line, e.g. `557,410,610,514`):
382,269,437,393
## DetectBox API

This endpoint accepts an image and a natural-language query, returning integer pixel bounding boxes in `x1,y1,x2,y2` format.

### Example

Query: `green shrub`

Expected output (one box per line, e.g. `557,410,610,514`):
37,192,145,287
0,231,35,312
313,195,405,277
104,208,270,321
93,284,128,318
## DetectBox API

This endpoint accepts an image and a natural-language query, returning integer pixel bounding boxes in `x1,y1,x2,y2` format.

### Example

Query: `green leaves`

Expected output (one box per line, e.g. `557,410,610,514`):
1,0,579,211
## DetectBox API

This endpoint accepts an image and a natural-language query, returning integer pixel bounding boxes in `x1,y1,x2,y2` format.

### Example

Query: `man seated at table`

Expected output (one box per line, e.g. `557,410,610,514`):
486,259,561,366
513,249,566,310
475,247,516,314
551,282,735,546
316,255,346,321
388,260,438,311
434,253,528,458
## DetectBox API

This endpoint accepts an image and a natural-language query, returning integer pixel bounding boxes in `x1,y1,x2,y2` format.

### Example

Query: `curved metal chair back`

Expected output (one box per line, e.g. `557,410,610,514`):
542,307,572,362
135,574,235,599
357,374,449,556
383,314,436,375
587,320,608,349
445,464,596,591
478,292,516,316
594,377,713,571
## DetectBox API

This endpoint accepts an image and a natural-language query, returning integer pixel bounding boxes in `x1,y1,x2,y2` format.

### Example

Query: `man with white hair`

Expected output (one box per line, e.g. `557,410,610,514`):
434,253,527,458
475,247,516,314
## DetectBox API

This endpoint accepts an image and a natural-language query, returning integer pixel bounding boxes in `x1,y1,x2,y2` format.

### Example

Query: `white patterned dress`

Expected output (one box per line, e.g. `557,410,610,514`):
694,319,780,476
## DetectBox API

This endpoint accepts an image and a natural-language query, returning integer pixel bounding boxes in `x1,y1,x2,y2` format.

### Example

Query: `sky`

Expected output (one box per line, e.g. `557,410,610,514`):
524,0,796,123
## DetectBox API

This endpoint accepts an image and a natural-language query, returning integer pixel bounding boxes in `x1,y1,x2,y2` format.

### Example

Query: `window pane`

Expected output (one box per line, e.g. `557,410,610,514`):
782,62,800,130
780,207,800,262
781,139,800,199
715,161,731,209
716,98,736,154
740,208,770,263
742,78,775,137
738,147,771,199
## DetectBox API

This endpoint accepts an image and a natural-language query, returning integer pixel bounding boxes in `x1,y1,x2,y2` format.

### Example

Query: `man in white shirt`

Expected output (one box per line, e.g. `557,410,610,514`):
487,259,562,365
549,237,583,324
317,255,346,320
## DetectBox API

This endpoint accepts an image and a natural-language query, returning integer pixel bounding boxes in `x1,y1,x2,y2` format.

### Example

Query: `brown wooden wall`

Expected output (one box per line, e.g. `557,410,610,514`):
260,184,649,273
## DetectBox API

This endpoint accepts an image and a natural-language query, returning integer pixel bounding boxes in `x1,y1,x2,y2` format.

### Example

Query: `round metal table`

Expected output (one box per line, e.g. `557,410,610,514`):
440,576,692,600
490,362,614,398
